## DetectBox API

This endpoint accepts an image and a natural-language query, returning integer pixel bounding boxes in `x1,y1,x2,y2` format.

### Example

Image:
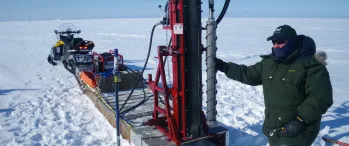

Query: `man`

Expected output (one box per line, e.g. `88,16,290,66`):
216,25,333,146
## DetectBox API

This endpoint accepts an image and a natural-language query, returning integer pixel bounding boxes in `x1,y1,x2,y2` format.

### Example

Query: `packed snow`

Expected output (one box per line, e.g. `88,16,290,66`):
0,18,348,146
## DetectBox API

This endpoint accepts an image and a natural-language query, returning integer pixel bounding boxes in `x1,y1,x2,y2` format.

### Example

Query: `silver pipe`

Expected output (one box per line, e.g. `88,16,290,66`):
206,0,217,126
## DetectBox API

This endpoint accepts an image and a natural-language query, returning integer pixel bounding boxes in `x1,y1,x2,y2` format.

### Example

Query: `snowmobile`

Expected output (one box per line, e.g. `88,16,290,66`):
47,23,95,74
46,23,139,91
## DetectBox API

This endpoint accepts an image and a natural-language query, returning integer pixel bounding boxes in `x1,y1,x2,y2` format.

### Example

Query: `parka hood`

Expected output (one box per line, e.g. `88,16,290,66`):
297,35,316,58
298,35,328,65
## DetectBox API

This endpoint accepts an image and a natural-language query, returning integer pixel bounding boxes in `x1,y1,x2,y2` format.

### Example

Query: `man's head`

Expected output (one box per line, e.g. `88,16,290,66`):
267,25,297,41
267,25,298,61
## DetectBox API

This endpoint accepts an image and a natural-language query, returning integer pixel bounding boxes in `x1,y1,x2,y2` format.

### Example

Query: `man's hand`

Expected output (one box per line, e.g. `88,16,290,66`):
215,58,227,72
282,115,307,135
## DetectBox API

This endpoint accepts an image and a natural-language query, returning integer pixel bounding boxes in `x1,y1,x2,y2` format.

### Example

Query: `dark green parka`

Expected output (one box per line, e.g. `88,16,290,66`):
219,35,333,144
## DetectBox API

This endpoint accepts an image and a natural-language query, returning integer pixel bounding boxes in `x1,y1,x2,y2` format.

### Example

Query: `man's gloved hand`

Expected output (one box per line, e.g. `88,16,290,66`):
282,115,307,135
215,58,227,72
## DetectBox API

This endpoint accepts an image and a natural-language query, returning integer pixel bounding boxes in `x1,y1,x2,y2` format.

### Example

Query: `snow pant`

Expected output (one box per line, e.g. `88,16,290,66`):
267,132,318,146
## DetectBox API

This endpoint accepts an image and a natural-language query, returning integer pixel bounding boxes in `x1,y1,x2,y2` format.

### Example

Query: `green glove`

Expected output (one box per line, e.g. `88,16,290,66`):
215,58,228,72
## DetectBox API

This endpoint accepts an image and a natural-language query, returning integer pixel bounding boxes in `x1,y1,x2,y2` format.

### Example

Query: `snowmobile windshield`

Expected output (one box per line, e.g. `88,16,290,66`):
57,23,78,35
55,23,80,41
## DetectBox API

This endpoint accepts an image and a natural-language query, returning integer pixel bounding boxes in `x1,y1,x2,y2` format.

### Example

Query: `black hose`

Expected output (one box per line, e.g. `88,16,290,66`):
120,94,153,114
120,25,172,115
216,0,230,25
163,1,170,25
120,38,172,114
165,1,169,12
122,65,148,84
120,35,172,115
119,24,158,113
119,65,149,114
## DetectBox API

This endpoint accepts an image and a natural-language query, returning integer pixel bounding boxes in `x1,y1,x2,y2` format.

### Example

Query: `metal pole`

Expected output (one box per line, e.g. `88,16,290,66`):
113,48,120,146
206,0,217,126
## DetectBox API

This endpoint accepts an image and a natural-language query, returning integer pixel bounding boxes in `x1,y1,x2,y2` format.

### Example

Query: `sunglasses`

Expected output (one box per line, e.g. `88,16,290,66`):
272,40,287,45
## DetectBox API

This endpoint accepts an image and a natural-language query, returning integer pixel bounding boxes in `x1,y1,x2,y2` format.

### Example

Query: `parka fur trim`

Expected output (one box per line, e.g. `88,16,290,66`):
315,50,328,65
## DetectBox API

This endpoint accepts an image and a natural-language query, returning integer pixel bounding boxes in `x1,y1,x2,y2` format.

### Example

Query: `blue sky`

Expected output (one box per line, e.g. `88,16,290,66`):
1,0,349,21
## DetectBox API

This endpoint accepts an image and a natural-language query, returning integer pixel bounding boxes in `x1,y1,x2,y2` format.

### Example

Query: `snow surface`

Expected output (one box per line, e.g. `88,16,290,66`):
0,18,348,146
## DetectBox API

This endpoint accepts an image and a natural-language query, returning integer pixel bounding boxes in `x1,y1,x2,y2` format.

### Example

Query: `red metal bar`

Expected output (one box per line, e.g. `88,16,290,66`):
173,0,188,138
167,0,184,139
154,106,166,115
92,51,105,72
154,86,165,93
148,45,181,145
156,125,168,135
163,26,171,30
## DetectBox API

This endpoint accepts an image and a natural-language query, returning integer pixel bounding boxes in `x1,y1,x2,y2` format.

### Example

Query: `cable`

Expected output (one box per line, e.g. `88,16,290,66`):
119,65,150,114
120,94,153,114
216,0,230,25
120,27,171,114
164,1,170,25
122,65,148,84
119,23,161,113
201,0,230,30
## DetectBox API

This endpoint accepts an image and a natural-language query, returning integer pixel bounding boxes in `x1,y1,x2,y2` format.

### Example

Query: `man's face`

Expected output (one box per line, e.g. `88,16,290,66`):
272,40,288,49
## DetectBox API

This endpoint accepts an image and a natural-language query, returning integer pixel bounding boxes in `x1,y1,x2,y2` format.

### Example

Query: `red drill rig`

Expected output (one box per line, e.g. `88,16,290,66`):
145,0,230,145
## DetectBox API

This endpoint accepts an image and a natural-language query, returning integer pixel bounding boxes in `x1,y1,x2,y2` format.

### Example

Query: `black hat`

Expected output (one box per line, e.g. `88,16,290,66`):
267,25,297,41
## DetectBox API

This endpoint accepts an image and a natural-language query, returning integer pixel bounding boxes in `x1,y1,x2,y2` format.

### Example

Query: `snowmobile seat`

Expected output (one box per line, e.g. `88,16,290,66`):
71,38,84,49
60,34,74,44
69,38,94,54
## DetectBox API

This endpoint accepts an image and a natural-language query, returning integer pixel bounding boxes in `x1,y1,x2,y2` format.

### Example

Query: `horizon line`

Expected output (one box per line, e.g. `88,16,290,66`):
1,16,349,22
